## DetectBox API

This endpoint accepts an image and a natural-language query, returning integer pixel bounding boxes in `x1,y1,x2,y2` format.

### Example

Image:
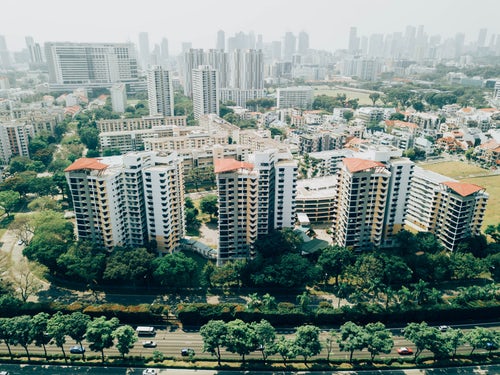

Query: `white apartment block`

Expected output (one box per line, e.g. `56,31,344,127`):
406,167,488,251
277,86,314,109
45,42,139,90
0,120,33,164
192,65,219,120
97,116,187,132
215,149,297,265
296,176,338,223
110,84,127,113
220,88,265,107
147,66,174,116
64,151,185,254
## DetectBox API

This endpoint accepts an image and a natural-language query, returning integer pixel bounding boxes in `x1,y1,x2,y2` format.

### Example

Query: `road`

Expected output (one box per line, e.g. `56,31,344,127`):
0,323,498,363
0,363,498,374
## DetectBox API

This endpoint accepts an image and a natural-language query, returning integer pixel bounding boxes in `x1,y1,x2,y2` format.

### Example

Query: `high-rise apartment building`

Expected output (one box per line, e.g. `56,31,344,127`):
192,65,219,120
160,38,169,65
0,35,11,68
298,31,309,55
147,66,174,116
348,27,360,53
406,167,488,251
64,151,185,254
205,49,230,88
45,42,138,90
25,36,43,64
277,86,314,109
138,32,150,70
110,84,127,113
215,150,297,265
0,120,33,164
216,30,225,51
230,49,264,90
182,48,204,97
282,32,296,61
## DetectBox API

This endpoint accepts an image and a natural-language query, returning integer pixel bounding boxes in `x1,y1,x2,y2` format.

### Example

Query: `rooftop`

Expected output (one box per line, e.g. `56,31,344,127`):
342,158,385,173
64,158,109,172
442,181,485,197
214,158,254,173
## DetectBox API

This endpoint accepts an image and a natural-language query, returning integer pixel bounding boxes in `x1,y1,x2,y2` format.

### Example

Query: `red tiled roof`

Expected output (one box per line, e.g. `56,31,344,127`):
385,120,419,129
442,181,484,197
64,158,109,172
342,158,385,173
214,158,254,174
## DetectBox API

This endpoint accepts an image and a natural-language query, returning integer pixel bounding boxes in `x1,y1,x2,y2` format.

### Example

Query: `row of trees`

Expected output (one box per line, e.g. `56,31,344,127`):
0,312,137,363
200,319,499,366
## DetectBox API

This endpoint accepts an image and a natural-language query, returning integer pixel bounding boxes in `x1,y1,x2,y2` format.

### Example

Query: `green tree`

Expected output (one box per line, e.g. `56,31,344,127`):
113,325,137,358
0,190,20,218
66,312,91,358
103,247,155,286
364,322,393,361
338,321,366,363
445,328,465,359
199,194,218,220
58,241,106,285
200,320,227,366
485,224,500,243
466,327,499,355
27,196,61,212
153,252,198,288
11,315,33,360
325,331,336,362
317,245,354,285
343,110,354,122
252,320,276,363
369,92,381,106
450,252,486,280
47,312,69,363
0,318,15,360
389,112,405,121
30,312,51,359
296,291,311,313
79,127,99,150
273,335,298,367
86,316,120,363
403,322,450,360
224,319,256,363
294,324,322,365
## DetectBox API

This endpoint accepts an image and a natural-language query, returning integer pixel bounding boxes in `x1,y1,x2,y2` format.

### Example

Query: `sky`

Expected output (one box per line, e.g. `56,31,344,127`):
2,0,500,54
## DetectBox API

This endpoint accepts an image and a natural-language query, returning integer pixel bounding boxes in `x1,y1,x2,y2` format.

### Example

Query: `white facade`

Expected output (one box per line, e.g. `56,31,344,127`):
277,86,314,109
192,65,219,120
110,84,127,113
147,66,174,116
230,49,264,90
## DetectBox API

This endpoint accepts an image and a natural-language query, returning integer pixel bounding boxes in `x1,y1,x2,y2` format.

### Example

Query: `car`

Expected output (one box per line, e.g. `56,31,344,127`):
438,325,450,332
17,239,23,245
142,340,157,348
486,342,498,350
142,370,157,375
181,348,195,356
0,371,10,375
397,347,413,355
69,345,85,354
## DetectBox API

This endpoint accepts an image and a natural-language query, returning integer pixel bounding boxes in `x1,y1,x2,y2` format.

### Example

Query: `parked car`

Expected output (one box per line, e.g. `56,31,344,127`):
0,371,10,375
397,347,413,355
142,370,157,375
438,325,450,332
69,345,85,354
181,348,195,356
142,340,157,348
486,342,498,350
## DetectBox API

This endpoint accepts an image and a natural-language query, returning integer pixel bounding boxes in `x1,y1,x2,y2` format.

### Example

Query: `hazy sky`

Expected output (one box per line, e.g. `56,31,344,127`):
2,0,499,53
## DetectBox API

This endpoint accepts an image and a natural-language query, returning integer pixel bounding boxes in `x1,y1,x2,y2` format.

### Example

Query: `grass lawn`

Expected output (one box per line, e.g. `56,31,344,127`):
420,161,499,228
311,85,373,106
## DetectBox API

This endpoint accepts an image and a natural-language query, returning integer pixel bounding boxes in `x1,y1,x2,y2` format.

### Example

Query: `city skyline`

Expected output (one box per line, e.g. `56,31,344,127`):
2,0,499,54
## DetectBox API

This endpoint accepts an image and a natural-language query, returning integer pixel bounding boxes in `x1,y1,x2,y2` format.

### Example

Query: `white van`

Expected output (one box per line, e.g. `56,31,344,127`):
136,326,156,336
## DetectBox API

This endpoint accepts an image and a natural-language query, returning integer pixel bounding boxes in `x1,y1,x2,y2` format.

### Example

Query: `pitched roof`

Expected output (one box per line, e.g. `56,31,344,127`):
342,158,385,173
214,158,254,174
64,158,109,172
442,181,484,197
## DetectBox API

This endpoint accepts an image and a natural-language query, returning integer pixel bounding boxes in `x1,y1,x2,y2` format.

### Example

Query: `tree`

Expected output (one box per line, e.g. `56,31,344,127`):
86,316,120,363
364,322,393,361
199,195,218,221
103,247,155,286
294,324,322,365
0,318,15,359
11,315,33,360
27,197,61,212
389,112,405,121
79,126,99,150
273,335,298,367
47,312,69,363
153,252,198,288
200,320,227,366
66,312,91,359
58,241,106,285
261,293,278,311
113,325,137,358
30,312,51,359
369,92,381,106
296,291,311,313
445,328,465,359
0,190,20,217
325,331,336,362
317,246,354,285
450,252,486,280
412,101,425,112
466,327,499,355
12,259,43,302
343,110,354,122
224,319,256,363
10,214,35,245
252,320,276,363
338,321,366,363
403,322,450,360
485,224,500,243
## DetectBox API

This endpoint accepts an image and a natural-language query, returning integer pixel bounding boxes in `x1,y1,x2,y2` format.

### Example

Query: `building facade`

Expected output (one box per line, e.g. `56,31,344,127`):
192,65,219,120
277,86,314,109
147,66,174,116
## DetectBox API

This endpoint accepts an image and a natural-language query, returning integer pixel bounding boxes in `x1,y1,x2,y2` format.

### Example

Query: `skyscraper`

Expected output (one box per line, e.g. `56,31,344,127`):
192,65,219,120
348,27,359,53
182,48,204,97
282,32,296,61
205,49,229,88
478,28,487,47
147,66,174,116
298,31,309,55
230,49,264,90
138,32,150,70
216,30,225,51
161,38,169,65
25,36,43,64
0,35,11,68
110,84,127,113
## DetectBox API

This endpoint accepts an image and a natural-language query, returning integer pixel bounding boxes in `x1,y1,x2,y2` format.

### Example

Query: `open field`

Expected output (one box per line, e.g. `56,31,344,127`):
311,85,374,105
420,161,499,228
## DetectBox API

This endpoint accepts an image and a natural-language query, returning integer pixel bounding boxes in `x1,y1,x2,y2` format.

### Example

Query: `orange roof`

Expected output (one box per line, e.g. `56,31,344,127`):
460,107,474,113
442,181,484,197
65,158,109,172
385,120,419,130
478,108,497,112
214,158,254,174
342,158,385,173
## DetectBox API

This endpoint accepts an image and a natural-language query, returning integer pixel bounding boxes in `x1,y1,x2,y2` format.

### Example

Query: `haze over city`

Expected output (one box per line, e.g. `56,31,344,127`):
2,0,500,53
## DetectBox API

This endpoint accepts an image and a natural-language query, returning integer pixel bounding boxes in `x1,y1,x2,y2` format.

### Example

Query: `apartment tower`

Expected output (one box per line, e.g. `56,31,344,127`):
147,66,174,116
